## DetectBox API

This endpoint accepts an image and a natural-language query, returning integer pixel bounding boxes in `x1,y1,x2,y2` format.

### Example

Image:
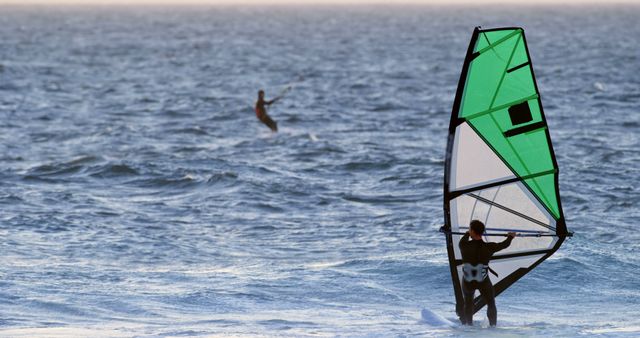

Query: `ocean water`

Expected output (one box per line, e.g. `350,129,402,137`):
0,4,639,337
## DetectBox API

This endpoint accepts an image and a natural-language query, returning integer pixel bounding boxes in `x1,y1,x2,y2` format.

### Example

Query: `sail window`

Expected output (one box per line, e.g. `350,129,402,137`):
508,101,533,126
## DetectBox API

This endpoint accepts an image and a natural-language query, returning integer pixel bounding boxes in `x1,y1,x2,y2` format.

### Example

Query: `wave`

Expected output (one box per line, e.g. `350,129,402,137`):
169,126,209,136
207,171,239,183
24,155,102,179
345,161,394,171
369,102,410,112
340,192,422,204
89,164,139,178
0,194,25,205
127,176,200,189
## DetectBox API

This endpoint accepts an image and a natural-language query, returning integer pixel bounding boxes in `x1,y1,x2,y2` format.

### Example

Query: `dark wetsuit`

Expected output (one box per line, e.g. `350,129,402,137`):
255,98,278,132
458,233,513,326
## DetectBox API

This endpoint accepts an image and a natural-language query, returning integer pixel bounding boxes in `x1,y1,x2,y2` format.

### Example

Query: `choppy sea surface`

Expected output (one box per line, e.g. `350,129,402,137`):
0,4,639,337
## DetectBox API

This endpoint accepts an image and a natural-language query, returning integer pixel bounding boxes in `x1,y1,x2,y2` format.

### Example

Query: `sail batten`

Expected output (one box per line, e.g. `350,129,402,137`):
443,27,569,318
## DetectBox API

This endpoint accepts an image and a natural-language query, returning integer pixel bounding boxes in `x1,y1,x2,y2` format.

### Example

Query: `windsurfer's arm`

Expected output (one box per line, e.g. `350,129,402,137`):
491,233,515,253
458,231,470,249
266,97,281,105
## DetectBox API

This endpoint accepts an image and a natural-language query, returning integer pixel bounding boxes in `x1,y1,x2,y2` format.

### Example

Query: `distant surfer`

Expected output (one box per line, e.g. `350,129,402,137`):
255,90,280,132
459,220,516,326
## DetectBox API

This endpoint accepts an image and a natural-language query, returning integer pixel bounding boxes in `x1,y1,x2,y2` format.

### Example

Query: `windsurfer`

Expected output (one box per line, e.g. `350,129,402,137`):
459,220,517,326
255,90,280,132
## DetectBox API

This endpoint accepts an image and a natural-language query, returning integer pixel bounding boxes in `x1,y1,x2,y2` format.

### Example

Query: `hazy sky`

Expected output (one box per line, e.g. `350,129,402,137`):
0,0,637,5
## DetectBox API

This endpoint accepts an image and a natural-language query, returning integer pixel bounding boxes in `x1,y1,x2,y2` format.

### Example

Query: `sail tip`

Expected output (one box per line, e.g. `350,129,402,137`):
477,26,525,33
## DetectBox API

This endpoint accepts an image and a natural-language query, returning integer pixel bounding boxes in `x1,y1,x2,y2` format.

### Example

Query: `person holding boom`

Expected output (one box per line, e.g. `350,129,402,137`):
458,220,517,326
255,89,281,132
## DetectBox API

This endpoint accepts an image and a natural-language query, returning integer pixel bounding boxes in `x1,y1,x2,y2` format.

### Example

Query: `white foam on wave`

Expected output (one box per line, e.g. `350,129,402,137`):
593,82,606,91
420,308,456,327
0,327,129,338
586,326,640,334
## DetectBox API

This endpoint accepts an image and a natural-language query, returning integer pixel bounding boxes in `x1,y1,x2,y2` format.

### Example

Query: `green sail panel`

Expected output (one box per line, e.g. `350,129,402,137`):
457,28,560,219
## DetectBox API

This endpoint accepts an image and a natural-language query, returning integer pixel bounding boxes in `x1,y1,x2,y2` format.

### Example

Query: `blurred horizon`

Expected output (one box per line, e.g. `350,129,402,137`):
0,0,638,6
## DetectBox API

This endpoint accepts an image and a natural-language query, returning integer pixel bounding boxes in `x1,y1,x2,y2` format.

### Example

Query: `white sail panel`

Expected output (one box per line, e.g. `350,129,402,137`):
450,181,558,258
490,182,556,227
457,255,547,293
488,255,546,285
450,122,516,191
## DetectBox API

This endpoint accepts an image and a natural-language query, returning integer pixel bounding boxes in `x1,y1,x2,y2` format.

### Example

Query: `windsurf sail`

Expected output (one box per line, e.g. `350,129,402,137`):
442,27,571,318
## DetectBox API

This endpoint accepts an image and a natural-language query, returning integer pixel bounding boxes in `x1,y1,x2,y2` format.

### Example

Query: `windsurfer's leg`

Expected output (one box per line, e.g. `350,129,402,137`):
461,281,475,325
479,278,497,326
260,115,278,132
